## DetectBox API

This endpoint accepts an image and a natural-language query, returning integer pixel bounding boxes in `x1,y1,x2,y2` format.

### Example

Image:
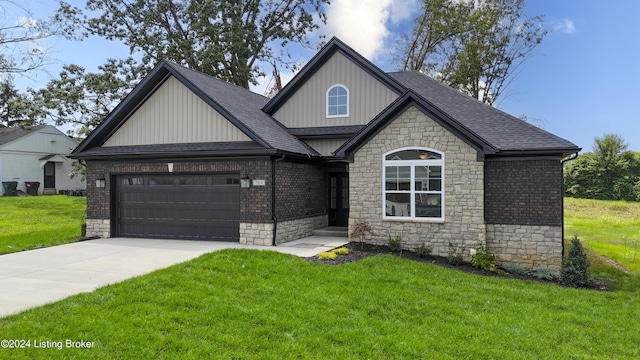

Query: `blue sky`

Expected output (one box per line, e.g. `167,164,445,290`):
10,0,640,152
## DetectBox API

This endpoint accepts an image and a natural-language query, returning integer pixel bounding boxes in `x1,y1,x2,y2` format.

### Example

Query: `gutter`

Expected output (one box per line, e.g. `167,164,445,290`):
560,152,579,257
271,154,286,246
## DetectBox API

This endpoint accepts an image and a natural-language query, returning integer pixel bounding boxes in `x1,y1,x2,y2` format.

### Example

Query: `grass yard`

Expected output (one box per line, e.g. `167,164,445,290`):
0,249,638,359
565,198,640,290
0,195,86,255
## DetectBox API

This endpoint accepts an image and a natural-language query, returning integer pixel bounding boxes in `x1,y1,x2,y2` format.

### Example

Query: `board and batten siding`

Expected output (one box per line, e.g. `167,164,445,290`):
103,76,252,147
273,52,399,128
303,138,350,156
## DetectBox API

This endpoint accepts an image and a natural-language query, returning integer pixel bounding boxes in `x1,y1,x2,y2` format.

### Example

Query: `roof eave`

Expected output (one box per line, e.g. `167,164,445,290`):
335,91,495,160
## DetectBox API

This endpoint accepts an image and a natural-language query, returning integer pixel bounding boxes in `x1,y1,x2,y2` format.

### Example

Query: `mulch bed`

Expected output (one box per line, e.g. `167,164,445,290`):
305,242,613,291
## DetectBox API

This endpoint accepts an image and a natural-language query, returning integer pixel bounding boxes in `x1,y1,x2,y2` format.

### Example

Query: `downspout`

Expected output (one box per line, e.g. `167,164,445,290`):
271,154,286,246
560,152,579,256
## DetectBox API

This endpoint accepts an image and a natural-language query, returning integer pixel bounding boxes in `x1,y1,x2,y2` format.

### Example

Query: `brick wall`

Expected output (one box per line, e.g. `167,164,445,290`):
274,160,326,220
86,158,273,223
349,106,485,258
484,159,563,226
85,157,327,243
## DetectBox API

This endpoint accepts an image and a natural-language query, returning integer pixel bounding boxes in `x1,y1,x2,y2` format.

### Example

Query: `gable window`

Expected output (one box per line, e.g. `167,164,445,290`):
327,85,349,117
383,148,444,221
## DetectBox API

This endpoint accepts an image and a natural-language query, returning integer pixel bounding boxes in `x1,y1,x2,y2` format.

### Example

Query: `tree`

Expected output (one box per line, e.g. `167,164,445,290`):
57,0,328,88
28,60,132,136
0,0,77,75
560,235,590,288
564,134,640,201
397,0,547,105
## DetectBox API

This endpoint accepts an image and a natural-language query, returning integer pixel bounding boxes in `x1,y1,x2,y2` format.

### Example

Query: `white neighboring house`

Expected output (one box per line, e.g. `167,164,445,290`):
0,125,86,195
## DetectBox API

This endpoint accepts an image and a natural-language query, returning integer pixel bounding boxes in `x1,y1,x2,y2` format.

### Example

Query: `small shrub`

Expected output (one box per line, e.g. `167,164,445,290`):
560,235,590,287
331,247,349,255
349,221,377,248
415,243,432,258
503,262,530,275
536,267,559,281
388,234,402,252
317,251,337,260
447,241,464,266
470,243,497,271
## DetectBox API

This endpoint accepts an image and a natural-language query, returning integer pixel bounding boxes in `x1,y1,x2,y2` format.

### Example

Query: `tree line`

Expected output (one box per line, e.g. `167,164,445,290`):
564,134,640,202
1,0,551,136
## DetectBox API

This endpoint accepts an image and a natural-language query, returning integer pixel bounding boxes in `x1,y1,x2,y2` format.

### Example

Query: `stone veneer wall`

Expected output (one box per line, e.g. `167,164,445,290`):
240,222,274,246
349,106,485,258
276,214,328,244
86,219,110,239
486,224,563,269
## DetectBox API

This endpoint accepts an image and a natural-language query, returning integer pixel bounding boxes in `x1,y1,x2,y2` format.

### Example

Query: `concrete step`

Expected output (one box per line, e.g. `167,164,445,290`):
312,226,348,238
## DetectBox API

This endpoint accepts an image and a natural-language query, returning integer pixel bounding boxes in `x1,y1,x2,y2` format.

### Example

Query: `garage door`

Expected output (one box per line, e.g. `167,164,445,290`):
116,174,240,241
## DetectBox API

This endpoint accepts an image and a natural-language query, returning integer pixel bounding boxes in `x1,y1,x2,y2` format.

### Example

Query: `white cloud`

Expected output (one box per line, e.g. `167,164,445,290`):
552,19,576,34
324,0,418,59
16,17,37,28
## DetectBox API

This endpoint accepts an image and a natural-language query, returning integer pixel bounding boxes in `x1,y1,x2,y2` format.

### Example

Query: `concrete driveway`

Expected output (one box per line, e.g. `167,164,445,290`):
0,236,347,318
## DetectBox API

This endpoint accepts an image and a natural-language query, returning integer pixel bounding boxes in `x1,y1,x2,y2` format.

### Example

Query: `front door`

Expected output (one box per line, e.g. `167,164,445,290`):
328,173,349,226
44,162,55,188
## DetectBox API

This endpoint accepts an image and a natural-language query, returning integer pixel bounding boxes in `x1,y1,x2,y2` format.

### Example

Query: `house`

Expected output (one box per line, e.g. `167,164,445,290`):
70,37,580,269
0,125,85,195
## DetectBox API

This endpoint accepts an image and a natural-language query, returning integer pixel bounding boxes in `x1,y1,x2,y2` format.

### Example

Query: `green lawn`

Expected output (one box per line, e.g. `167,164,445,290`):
1,249,639,359
564,197,640,291
0,195,86,255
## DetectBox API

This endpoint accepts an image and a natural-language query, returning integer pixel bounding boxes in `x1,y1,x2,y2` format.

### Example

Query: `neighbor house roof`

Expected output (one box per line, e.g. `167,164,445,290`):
0,125,46,147
72,61,319,159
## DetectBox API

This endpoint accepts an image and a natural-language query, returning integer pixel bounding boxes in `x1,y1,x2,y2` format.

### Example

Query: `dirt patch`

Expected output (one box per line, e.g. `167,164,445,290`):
599,255,630,274
306,242,613,291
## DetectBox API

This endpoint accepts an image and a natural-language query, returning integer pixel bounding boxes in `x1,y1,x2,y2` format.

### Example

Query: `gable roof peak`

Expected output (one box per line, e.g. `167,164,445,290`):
262,36,406,114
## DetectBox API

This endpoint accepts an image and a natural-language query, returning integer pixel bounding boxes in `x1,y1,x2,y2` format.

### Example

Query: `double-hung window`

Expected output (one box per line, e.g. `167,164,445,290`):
383,148,444,221
327,85,349,117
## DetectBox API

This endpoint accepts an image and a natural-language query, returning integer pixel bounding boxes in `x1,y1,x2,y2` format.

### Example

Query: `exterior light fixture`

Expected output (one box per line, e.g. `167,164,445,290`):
96,178,106,188
240,176,252,188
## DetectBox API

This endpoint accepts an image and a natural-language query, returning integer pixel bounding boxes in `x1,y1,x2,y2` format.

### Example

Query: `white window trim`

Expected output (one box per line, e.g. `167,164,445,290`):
326,84,349,118
382,147,445,222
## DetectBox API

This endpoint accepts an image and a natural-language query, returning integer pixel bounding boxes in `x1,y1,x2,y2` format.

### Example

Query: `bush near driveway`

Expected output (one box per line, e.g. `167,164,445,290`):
0,195,86,255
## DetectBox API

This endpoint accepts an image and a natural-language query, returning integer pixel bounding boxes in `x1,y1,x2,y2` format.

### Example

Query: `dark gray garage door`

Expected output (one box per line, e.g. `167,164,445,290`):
116,174,240,241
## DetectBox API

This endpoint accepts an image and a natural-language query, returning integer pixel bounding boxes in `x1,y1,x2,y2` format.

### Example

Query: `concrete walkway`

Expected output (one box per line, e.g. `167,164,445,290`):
0,236,348,318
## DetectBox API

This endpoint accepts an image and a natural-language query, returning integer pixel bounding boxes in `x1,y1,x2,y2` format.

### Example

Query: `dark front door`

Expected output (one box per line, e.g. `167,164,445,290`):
328,173,349,226
116,174,240,241
44,162,55,188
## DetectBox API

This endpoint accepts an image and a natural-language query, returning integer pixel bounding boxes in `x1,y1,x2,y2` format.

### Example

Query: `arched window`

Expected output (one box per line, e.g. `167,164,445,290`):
327,85,349,117
383,147,444,221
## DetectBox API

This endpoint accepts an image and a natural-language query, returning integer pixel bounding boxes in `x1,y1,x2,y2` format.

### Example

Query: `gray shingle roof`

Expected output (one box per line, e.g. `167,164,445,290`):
388,71,579,153
166,62,318,156
0,125,45,147
289,125,364,138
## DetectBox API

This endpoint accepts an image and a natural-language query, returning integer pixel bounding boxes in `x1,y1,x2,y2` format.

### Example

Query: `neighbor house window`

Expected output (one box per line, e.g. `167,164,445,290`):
327,84,349,117
383,147,444,221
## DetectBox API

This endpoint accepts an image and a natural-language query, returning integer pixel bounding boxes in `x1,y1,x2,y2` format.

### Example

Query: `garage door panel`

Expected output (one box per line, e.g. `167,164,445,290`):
117,174,240,241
